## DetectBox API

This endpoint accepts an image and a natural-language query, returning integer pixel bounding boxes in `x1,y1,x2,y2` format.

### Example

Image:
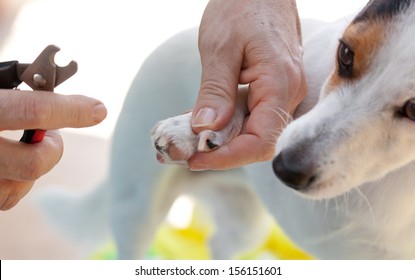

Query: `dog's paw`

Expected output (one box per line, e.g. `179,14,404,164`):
151,113,196,165
151,112,235,165
151,86,248,166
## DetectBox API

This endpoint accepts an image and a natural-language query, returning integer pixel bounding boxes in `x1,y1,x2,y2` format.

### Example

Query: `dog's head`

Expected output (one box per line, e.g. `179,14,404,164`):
273,0,415,199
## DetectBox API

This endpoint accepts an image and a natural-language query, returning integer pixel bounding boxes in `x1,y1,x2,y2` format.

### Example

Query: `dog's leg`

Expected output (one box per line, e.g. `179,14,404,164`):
205,182,273,259
109,28,203,259
174,168,273,260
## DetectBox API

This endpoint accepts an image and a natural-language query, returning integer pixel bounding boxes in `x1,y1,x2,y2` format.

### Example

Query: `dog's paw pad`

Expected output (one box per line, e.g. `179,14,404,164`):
168,142,191,161
154,137,187,161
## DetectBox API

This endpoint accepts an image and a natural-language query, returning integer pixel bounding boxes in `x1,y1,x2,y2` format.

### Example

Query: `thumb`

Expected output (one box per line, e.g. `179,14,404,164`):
191,52,241,134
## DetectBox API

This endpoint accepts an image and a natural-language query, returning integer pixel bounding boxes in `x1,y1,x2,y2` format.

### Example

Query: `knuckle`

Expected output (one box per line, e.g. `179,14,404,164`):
200,26,239,55
20,97,51,127
199,80,234,102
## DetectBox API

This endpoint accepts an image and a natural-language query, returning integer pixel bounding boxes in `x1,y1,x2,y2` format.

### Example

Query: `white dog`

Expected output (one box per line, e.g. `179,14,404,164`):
39,0,415,259
151,0,415,259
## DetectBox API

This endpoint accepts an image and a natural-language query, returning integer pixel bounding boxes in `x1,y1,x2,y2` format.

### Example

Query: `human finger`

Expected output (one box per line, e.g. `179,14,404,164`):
191,8,244,133
0,130,63,181
0,179,34,211
188,101,285,171
0,90,107,130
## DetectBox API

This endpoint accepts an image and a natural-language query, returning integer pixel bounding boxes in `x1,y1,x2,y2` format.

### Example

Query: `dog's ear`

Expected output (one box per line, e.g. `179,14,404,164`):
353,0,413,23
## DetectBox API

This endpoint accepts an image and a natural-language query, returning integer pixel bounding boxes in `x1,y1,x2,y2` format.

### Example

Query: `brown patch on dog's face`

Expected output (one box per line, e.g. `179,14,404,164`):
323,19,387,94
324,0,415,94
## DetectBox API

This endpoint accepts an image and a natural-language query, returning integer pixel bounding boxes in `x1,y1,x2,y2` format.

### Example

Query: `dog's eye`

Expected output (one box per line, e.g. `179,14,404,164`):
403,99,415,121
338,41,354,78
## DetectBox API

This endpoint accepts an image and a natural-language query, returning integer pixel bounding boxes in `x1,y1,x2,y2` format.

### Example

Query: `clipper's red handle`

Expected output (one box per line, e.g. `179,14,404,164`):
20,129,46,144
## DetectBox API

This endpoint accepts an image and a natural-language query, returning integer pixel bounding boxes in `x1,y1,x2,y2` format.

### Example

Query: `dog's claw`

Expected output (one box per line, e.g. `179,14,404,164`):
206,139,218,150
198,130,222,152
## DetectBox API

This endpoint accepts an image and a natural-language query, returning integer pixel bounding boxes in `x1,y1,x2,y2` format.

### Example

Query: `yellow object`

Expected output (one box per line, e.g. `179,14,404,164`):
91,218,314,260
152,204,314,260
241,223,314,260
91,201,314,260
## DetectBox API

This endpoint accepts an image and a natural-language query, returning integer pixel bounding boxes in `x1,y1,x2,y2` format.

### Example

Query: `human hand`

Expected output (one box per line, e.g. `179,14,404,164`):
0,89,107,210
190,0,307,170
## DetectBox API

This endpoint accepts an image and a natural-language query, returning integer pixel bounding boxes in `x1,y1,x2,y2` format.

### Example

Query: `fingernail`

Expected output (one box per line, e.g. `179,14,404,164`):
190,166,208,172
192,107,216,128
93,103,107,123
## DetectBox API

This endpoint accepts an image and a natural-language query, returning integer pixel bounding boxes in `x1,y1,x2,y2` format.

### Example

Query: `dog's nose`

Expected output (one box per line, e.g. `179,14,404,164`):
272,151,316,190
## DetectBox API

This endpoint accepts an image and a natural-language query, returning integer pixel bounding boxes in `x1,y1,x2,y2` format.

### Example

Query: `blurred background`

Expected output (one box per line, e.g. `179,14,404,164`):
0,0,367,259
